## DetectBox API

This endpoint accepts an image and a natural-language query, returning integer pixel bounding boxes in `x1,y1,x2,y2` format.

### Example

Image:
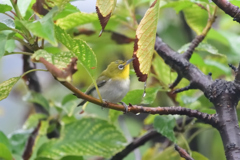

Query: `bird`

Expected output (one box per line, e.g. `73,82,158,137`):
78,58,134,112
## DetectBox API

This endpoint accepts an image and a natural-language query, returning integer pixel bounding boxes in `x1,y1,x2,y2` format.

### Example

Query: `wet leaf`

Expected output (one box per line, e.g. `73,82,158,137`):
133,0,160,82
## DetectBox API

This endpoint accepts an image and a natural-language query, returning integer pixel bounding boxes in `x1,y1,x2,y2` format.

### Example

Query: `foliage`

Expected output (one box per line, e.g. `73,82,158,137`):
0,0,239,160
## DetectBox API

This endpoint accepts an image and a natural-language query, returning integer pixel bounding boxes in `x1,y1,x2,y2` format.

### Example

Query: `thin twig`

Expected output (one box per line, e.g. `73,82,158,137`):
174,145,194,160
3,13,15,20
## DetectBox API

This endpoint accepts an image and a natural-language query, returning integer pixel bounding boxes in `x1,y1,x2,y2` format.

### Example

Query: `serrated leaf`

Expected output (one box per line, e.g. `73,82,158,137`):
183,4,208,35
23,7,58,46
0,19,15,31
0,4,12,13
0,143,12,160
0,131,11,151
96,0,117,35
0,77,20,101
55,25,97,77
32,50,75,70
133,0,160,82
153,115,176,142
23,113,47,129
23,91,50,112
56,12,98,30
32,49,77,81
37,117,127,159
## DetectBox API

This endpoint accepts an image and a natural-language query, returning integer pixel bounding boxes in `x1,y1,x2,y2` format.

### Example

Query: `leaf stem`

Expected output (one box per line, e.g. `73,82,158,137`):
180,133,192,156
21,69,48,78
5,51,33,56
13,36,33,51
3,13,15,20
10,0,23,20
123,0,138,27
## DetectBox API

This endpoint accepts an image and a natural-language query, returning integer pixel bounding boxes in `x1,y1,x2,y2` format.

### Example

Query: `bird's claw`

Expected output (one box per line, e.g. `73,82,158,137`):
119,102,128,113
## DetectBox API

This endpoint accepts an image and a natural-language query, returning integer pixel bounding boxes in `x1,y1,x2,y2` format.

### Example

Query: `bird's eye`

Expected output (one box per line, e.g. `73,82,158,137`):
118,64,124,70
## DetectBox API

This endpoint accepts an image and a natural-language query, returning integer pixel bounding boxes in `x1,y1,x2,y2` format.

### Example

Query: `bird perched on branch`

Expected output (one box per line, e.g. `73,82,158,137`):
78,58,134,112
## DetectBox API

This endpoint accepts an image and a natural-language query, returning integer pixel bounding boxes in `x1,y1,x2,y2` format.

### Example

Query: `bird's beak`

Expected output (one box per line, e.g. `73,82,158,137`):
124,58,135,66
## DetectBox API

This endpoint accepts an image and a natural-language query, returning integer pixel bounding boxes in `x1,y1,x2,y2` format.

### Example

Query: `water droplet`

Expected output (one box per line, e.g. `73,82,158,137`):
142,81,147,97
136,113,140,115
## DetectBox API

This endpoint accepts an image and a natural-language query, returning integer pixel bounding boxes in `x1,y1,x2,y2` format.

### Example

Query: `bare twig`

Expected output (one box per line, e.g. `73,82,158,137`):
169,75,182,89
175,145,194,160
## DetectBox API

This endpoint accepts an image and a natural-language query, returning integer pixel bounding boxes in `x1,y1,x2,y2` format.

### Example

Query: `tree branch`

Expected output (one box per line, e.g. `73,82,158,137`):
154,35,240,160
211,0,240,23
175,144,194,160
60,81,218,127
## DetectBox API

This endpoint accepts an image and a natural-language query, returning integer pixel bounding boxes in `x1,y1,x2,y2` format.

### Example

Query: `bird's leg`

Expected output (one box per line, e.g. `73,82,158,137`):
119,101,128,113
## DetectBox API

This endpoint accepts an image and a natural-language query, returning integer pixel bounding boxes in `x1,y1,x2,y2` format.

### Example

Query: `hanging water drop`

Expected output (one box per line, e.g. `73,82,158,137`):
142,81,147,97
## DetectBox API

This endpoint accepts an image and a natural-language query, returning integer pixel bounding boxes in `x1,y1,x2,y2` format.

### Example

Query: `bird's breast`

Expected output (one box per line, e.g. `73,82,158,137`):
92,78,130,103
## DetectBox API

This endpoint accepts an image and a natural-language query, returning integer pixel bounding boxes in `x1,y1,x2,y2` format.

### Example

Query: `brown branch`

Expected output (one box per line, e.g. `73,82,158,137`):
169,75,182,89
175,145,194,160
22,122,41,160
155,35,240,160
183,6,217,60
234,63,240,84
172,83,195,94
61,81,219,127
212,0,240,23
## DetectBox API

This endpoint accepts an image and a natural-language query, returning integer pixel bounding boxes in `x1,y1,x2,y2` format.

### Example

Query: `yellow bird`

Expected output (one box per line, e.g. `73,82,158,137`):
78,58,134,111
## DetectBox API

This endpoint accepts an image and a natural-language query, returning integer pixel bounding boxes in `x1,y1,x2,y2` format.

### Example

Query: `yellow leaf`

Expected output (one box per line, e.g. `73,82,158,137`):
96,0,117,36
133,0,160,82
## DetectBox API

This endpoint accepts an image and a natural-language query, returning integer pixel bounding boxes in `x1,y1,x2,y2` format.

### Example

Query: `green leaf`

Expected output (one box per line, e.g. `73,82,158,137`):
0,131,11,151
61,156,83,160
2,0,32,17
54,3,80,20
192,151,209,160
5,39,16,52
8,129,32,155
0,77,20,101
183,4,208,35
23,7,58,45
0,4,12,13
0,143,12,160
61,94,78,116
23,113,47,129
122,87,160,105
152,55,177,89
161,1,193,13
178,42,225,57
56,12,98,30
55,25,97,77
32,49,75,70
23,92,50,112
122,89,143,104
0,19,15,31
37,117,127,159
133,0,160,82
0,33,8,58
153,115,176,142
141,87,161,104
108,109,122,123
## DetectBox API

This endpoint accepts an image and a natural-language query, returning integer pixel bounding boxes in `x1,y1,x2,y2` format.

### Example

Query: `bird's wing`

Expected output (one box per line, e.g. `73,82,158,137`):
77,75,109,106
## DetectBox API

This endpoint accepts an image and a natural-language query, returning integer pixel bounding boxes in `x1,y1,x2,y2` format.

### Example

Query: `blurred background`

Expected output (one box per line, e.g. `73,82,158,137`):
1,0,240,159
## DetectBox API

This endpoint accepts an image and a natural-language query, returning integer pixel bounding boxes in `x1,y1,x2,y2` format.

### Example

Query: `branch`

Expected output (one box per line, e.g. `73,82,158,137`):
211,0,240,23
22,122,41,160
169,75,182,89
183,6,217,60
111,130,160,160
175,145,194,160
111,117,194,160
234,63,240,84
61,81,219,127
